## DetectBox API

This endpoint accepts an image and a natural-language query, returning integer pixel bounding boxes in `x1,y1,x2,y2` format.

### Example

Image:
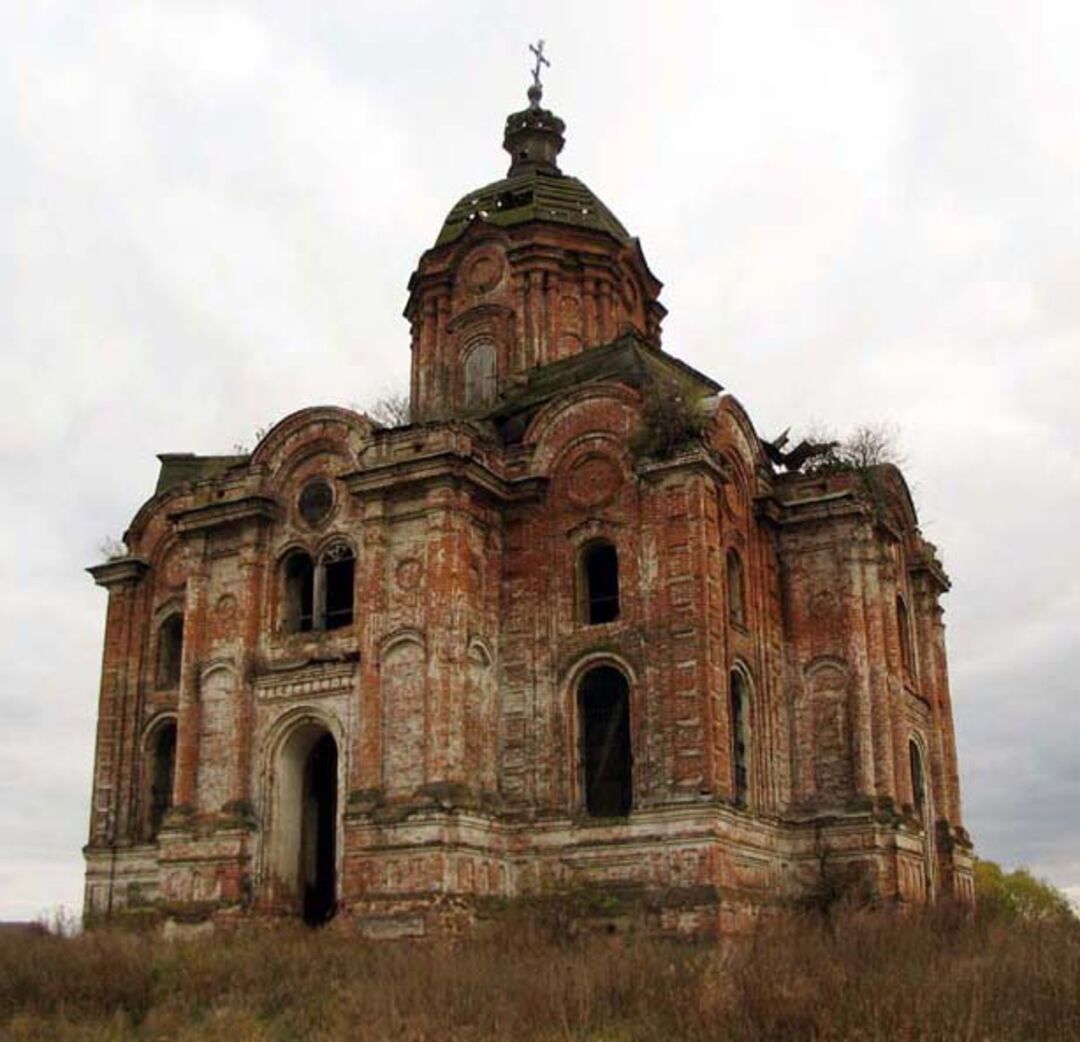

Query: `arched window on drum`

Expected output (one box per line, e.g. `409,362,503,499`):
463,340,497,409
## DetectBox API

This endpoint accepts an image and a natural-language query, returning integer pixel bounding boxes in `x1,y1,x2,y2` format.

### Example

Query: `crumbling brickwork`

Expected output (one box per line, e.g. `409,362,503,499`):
84,86,974,934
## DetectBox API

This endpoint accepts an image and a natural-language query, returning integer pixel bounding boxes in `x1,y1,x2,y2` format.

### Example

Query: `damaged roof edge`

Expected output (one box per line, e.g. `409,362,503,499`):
155,453,250,496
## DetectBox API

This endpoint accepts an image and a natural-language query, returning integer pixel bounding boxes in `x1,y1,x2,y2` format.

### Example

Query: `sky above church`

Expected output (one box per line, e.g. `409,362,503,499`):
1,1,1077,920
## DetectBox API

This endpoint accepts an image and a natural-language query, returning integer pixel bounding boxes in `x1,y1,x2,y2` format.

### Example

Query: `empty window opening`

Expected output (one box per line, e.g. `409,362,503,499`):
301,732,338,926
579,666,632,817
909,740,927,821
322,543,355,631
582,541,620,625
727,549,746,627
463,340,497,409
284,552,315,632
148,721,177,840
731,671,750,807
497,188,534,210
283,542,356,635
897,596,915,676
156,613,184,688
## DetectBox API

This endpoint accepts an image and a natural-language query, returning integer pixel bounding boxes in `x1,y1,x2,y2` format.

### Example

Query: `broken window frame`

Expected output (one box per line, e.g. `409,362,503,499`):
320,541,355,632
281,542,356,635
283,550,316,633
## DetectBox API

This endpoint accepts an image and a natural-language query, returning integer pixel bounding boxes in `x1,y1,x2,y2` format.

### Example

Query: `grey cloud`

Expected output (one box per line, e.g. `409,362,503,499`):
1,1,1077,918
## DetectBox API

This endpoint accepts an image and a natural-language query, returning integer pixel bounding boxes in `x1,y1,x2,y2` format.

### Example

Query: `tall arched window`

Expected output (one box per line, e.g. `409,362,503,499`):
730,670,750,806
909,736,935,896
156,613,184,688
321,542,355,631
897,596,915,676
463,340,497,409
727,548,746,627
580,540,620,624
283,551,315,632
579,666,632,817
147,719,177,840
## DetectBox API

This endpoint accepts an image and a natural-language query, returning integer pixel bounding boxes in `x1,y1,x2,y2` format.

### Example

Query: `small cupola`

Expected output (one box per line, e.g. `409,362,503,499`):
502,40,565,176
503,86,565,175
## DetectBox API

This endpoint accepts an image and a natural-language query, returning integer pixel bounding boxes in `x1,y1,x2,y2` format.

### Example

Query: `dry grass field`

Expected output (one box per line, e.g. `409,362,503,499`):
2,906,1078,1041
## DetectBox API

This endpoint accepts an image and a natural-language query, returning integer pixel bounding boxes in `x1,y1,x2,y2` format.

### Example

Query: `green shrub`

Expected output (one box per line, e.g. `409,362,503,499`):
975,859,1076,924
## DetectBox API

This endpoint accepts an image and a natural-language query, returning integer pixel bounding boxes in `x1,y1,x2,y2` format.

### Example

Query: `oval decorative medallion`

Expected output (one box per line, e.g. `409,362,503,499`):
567,454,621,509
214,593,238,625
465,250,504,294
395,557,424,591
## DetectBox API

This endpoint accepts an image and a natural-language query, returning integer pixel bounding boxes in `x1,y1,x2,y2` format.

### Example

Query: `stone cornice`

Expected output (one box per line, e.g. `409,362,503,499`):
342,451,546,504
168,495,281,535
909,546,951,594
759,488,868,529
87,556,150,588
253,657,359,703
633,443,731,483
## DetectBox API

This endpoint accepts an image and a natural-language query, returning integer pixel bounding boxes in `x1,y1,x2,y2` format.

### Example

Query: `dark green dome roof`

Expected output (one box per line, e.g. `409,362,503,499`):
435,167,631,247
434,92,631,248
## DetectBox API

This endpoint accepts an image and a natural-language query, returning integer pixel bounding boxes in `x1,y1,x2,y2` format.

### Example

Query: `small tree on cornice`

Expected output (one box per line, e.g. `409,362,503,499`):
630,376,710,460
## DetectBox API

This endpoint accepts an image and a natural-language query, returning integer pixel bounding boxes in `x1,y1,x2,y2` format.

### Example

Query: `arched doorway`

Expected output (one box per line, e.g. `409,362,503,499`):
273,722,339,925
578,665,632,817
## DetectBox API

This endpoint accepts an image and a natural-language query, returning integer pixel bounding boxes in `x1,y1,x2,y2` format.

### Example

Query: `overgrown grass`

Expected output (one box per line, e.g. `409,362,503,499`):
2,908,1079,1040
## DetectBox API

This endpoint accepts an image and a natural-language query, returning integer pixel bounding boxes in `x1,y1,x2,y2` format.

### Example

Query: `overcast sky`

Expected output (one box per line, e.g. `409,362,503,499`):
1,1,1077,921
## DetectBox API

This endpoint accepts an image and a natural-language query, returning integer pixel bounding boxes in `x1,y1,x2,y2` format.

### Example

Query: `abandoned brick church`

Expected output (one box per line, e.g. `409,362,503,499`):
85,76,974,933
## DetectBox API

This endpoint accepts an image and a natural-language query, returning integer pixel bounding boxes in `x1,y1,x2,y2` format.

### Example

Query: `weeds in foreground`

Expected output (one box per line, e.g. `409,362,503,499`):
1,909,1078,1041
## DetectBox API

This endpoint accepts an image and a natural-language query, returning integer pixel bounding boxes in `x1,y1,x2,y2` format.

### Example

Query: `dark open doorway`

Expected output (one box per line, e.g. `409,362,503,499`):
300,732,338,925
579,665,632,817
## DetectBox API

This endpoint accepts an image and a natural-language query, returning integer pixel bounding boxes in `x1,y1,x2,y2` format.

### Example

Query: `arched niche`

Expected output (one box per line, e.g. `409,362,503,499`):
463,339,497,409
805,661,854,808
379,635,427,797
196,665,237,813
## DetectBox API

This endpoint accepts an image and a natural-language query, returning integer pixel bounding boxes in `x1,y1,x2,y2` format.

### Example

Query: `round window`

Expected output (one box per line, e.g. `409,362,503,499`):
298,479,334,527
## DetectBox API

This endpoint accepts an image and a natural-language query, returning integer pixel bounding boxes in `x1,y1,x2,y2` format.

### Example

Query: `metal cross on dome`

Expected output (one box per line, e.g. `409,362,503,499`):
529,39,550,90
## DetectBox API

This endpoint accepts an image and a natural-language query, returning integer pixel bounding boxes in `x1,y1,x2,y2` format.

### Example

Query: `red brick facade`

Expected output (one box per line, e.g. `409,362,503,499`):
84,90,973,934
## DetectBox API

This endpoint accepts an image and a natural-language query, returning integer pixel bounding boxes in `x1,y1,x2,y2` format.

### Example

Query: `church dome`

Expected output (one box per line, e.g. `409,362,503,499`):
434,88,631,248
407,66,667,421
435,168,631,247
